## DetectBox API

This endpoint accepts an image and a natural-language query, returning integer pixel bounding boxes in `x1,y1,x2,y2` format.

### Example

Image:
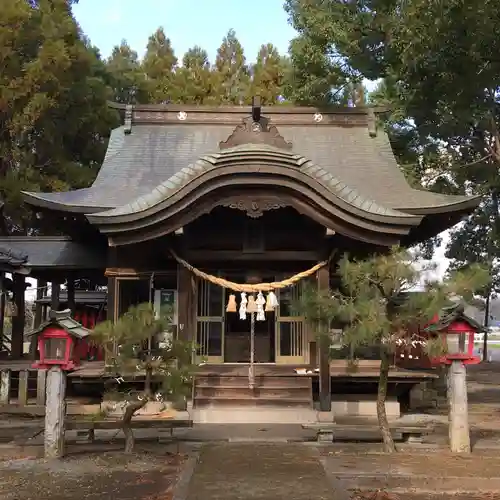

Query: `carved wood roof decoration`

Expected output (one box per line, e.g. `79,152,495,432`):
220,197,287,218
219,115,293,151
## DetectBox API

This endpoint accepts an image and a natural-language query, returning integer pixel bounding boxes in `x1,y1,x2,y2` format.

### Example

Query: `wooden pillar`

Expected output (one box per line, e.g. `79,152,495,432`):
106,276,117,365
51,281,61,311
34,280,46,328
67,278,76,315
31,279,47,358
0,370,11,404
107,277,117,322
0,273,5,352
11,274,25,359
317,265,331,412
177,265,191,343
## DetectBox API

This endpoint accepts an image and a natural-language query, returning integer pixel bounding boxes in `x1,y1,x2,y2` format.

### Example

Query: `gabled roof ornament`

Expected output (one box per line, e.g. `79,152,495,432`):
252,96,261,122
124,104,133,135
219,95,292,150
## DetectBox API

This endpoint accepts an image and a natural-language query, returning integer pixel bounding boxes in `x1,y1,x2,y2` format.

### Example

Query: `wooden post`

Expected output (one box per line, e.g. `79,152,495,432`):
11,274,25,358
449,360,470,453
177,265,191,343
51,281,61,311
37,369,47,406
0,370,11,404
34,280,46,328
18,370,29,406
44,366,66,459
106,276,117,365
0,273,5,352
31,279,47,358
67,278,76,315
107,277,116,322
317,265,331,412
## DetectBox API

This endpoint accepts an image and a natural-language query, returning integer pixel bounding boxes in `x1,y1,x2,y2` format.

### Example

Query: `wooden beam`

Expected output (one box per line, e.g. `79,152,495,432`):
183,250,321,262
317,265,331,412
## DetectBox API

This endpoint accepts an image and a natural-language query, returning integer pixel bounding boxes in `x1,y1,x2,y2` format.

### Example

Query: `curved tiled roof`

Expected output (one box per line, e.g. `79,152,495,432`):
22,117,480,216
89,144,416,224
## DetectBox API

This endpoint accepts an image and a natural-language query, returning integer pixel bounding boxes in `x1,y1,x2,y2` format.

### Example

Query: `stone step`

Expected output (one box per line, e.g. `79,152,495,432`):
195,375,311,388
194,396,312,408
192,405,318,424
195,385,311,399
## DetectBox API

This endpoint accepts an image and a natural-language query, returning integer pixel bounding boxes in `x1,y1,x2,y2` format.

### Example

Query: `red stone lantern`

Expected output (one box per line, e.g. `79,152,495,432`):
31,309,90,371
426,303,482,366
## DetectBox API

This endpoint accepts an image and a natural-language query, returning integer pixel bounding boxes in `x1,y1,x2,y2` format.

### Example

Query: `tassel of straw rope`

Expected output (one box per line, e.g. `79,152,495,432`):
170,249,334,293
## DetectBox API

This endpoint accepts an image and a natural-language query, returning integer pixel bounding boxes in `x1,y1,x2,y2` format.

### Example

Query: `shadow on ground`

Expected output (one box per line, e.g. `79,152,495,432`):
0,449,185,500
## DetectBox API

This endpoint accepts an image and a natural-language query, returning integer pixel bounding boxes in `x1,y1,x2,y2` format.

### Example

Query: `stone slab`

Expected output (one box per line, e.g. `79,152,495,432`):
184,443,344,500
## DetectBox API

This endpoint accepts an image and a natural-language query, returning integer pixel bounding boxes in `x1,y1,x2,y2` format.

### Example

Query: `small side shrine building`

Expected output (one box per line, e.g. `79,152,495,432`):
0,99,480,415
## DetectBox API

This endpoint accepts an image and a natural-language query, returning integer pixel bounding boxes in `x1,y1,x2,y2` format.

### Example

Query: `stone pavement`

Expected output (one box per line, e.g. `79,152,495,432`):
183,443,345,500
320,449,500,496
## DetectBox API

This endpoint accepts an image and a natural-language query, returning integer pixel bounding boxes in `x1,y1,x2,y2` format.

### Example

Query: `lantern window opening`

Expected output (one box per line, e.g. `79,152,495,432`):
44,337,67,361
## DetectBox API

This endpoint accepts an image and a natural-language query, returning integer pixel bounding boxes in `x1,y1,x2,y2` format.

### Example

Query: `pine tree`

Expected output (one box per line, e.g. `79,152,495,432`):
248,44,288,105
297,248,487,452
212,29,250,105
284,0,500,285
0,0,118,234
106,40,148,104
142,27,178,104
174,46,216,104
92,302,195,453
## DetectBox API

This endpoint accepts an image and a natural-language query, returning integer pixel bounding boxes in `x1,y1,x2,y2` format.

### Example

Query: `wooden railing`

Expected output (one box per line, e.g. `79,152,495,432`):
0,369,46,414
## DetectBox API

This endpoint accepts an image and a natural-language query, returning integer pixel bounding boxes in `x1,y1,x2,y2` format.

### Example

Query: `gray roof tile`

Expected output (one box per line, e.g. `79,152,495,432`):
23,118,478,215
0,237,105,269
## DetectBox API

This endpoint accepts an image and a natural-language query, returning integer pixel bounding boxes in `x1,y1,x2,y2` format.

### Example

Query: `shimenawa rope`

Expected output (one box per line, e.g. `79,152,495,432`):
169,249,334,293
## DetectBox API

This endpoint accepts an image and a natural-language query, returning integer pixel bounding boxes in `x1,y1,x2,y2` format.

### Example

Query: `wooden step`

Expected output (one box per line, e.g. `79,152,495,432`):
195,375,311,388
194,396,312,408
195,385,311,399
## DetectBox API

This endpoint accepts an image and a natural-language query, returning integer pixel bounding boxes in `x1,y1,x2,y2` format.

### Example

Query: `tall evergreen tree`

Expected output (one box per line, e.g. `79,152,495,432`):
284,0,500,288
0,0,117,234
174,46,216,104
248,44,288,105
213,29,250,104
142,27,178,103
106,40,148,104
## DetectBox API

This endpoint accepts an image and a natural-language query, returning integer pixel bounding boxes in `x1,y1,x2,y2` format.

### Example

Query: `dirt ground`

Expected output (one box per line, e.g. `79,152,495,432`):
0,362,499,499
0,449,186,500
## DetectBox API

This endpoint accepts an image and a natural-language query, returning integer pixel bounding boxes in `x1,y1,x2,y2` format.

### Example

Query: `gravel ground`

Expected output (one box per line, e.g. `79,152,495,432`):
0,450,186,500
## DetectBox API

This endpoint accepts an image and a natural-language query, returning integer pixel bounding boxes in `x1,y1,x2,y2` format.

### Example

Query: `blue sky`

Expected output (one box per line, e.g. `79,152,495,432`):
73,0,297,62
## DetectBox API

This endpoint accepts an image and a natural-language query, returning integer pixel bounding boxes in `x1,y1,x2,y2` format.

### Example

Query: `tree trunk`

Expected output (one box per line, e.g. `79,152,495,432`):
377,347,396,453
122,399,147,454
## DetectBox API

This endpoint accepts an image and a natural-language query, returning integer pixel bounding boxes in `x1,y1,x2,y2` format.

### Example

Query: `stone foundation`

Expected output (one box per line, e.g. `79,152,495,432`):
329,394,400,419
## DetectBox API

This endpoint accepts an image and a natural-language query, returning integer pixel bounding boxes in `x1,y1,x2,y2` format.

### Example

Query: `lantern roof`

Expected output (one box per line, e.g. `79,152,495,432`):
425,302,485,334
28,309,90,339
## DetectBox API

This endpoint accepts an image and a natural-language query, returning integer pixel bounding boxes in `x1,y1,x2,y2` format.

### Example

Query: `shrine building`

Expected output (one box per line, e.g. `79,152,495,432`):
0,98,480,420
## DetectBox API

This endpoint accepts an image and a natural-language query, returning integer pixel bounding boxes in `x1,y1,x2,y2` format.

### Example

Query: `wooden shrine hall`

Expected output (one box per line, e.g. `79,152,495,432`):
0,98,480,416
